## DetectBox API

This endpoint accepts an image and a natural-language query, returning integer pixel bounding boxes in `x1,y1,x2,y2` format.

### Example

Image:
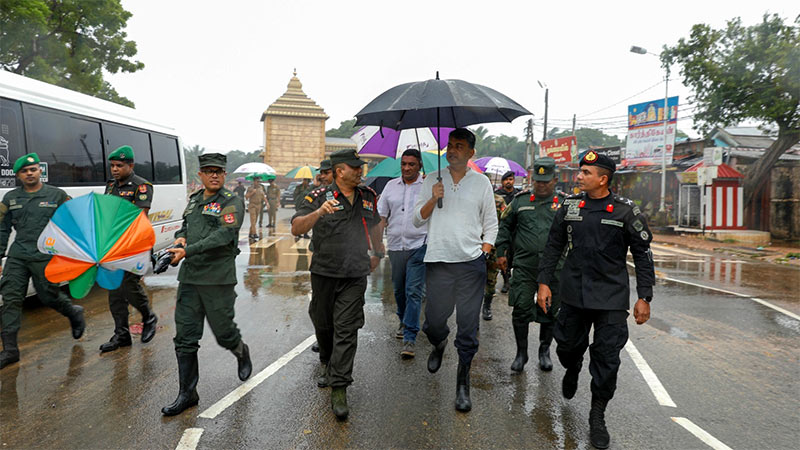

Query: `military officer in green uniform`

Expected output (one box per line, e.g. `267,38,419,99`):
291,149,383,421
100,145,158,353
496,157,564,373
161,153,253,416
0,153,86,370
482,191,506,321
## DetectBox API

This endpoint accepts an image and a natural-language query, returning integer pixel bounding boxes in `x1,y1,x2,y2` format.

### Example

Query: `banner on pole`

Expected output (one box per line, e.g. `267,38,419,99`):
539,136,578,164
625,96,678,165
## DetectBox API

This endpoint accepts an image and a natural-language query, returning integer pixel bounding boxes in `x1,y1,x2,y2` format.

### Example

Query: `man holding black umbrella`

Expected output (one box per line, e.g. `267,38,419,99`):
413,128,497,412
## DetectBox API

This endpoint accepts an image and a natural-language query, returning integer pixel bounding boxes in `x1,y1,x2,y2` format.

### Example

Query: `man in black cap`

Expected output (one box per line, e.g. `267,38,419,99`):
537,150,655,449
291,149,383,421
100,145,158,353
161,153,252,416
496,157,565,373
494,171,519,294
0,153,85,369
318,159,333,185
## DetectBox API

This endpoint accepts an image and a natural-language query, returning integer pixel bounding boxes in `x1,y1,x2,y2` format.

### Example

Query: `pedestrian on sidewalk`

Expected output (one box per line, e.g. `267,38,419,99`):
291,149,383,421
376,149,427,358
161,153,252,417
537,151,655,449
413,128,498,412
495,157,565,372
100,145,158,353
0,153,86,370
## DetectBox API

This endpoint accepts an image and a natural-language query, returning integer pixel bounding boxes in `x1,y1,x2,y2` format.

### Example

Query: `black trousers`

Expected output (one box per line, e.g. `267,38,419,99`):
554,303,629,401
422,255,486,365
309,274,366,388
107,272,152,333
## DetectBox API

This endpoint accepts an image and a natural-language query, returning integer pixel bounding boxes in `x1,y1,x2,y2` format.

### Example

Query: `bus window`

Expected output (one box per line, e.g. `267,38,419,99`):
24,106,105,185
103,123,154,181
0,98,26,188
151,133,182,183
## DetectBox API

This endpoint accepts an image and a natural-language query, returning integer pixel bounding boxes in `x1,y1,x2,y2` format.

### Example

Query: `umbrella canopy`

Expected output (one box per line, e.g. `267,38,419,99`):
474,157,526,176
352,126,454,158
37,193,156,299
245,172,276,181
354,75,531,130
366,153,448,178
232,162,276,175
285,165,319,179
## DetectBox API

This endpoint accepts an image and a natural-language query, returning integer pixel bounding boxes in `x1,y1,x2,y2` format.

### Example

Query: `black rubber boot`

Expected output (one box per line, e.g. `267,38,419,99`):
316,361,329,388
455,362,472,412
562,367,580,399
162,352,200,416
0,331,20,370
510,323,529,372
141,313,158,343
500,270,510,293
538,322,554,371
99,329,133,353
482,295,493,321
331,386,349,420
232,341,252,381
589,395,610,449
67,305,86,339
427,339,447,374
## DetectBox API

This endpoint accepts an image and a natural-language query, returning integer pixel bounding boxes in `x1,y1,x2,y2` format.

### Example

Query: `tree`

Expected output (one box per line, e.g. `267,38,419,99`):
663,13,800,211
547,127,623,148
326,119,358,138
0,0,144,107
224,149,262,174
183,145,204,185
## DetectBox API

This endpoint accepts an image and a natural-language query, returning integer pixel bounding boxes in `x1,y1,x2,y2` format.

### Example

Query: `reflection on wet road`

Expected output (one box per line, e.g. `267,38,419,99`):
1,209,798,449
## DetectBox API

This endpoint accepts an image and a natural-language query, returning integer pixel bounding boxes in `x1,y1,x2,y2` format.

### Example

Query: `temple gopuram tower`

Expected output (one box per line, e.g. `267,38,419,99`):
260,70,328,176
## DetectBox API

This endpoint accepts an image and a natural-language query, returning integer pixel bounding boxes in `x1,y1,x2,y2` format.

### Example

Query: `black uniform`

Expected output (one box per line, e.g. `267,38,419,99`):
538,191,654,400
103,173,155,347
292,182,380,387
495,186,521,206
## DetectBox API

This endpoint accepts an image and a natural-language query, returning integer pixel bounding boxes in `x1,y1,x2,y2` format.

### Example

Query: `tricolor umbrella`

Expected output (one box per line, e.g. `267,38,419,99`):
285,165,319,179
352,126,454,158
474,157,526,176
37,193,156,299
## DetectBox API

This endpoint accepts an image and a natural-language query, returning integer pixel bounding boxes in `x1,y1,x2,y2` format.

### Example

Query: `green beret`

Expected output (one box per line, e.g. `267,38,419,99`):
13,153,40,173
199,153,226,168
108,145,135,162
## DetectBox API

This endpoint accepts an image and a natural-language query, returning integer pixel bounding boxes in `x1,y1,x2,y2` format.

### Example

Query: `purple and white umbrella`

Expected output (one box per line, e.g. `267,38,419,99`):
351,126,454,158
474,157,526,177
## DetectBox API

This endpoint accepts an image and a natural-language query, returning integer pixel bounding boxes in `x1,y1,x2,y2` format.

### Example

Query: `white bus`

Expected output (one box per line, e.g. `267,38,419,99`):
0,70,186,254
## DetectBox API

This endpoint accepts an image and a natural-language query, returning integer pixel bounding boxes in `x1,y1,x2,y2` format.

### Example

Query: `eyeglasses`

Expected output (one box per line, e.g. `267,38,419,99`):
201,169,225,176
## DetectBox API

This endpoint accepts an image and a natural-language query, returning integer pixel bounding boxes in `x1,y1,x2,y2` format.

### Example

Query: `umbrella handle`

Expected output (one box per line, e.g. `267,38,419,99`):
437,175,443,208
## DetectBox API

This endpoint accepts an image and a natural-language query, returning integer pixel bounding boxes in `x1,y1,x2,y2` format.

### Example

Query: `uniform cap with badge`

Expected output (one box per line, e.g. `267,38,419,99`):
329,149,365,168
579,151,616,172
108,145,135,162
532,157,557,181
13,153,40,173
199,153,227,168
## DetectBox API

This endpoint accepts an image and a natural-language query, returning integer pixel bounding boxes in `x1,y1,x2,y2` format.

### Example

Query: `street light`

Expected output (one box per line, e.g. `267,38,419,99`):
631,45,670,213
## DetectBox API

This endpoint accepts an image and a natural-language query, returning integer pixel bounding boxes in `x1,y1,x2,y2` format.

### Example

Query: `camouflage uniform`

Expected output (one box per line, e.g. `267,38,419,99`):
482,193,506,320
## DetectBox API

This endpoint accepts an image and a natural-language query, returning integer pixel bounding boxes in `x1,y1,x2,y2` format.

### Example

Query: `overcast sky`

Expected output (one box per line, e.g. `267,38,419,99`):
106,0,798,153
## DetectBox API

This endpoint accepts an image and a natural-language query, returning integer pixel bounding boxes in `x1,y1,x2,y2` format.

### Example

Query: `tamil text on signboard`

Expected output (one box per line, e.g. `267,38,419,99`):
539,136,577,164
626,96,678,165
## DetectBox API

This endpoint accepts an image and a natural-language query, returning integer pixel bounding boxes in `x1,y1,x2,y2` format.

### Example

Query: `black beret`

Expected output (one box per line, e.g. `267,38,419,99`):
501,171,515,181
579,151,616,172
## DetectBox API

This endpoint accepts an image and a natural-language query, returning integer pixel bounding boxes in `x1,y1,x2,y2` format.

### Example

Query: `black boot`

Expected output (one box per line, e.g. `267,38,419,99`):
141,313,158,343
589,395,610,449
331,386,349,420
427,339,447,373
510,323,529,372
67,305,86,339
311,341,320,353
538,322,554,371
162,352,200,416
562,366,580,399
316,361,329,388
500,270,510,293
455,362,472,412
482,295,493,321
231,341,252,381
0,331,20,369
99,329,133,353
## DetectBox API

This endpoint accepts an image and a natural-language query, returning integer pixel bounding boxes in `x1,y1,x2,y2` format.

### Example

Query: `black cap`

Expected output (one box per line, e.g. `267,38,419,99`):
330,149,365,168
199,153,226,168
319,159,332,171
532,157,557,181
579,150,615,172
501,170,515,181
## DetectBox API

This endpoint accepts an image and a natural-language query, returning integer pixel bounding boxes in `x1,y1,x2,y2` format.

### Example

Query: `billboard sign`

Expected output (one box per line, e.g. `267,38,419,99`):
593,146,622,164
626,96,678,165
539,136,578,164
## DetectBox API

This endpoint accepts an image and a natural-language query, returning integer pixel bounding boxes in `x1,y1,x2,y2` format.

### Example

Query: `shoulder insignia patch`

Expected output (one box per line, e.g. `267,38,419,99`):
223,213,235,224
138,185,148,193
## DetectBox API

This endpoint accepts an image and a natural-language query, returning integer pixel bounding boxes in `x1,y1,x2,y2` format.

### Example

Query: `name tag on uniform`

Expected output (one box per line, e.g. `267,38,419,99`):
518,206,536,212
203,202,221,215
9,204,22,210
38,201,58,208
601,219,624,227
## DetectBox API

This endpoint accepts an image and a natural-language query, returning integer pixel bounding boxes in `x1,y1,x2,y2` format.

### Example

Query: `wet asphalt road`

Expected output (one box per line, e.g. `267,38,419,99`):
1,208,798,449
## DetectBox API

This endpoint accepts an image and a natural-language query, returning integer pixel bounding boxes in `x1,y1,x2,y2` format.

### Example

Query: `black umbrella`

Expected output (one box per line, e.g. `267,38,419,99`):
354,72,531,207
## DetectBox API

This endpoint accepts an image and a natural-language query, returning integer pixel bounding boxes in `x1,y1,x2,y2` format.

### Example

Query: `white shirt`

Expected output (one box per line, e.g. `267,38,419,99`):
413,168,497,263
377,174,427,251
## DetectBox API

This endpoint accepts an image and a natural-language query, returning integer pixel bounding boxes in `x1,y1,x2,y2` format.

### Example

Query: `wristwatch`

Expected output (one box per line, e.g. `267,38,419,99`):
643,296,652,303
372,251,385,259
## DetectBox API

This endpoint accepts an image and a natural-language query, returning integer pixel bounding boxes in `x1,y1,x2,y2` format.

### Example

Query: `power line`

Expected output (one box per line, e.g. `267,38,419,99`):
576,80,666,118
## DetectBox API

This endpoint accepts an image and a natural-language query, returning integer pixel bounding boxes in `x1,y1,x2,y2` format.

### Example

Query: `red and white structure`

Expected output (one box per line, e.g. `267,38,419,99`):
685,162,745,230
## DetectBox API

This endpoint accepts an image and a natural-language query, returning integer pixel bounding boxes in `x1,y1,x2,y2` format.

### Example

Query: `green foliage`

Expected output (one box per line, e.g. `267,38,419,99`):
471,126,528,165
326,119,358,138
0,0,144,107
546,127,623,148
183,145,204,184
224,149,263,174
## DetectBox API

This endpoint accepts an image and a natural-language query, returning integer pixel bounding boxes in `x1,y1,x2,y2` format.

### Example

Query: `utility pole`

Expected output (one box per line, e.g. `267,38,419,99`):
572,114,576,136
525,118,534,185
542,87,549,141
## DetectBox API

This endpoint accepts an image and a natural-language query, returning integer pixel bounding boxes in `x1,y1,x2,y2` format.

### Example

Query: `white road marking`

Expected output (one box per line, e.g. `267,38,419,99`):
624,341,677,407
252,237,283,248
750,298,800,322
198,335,316,419
671,417,733,450
175,428,204,450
